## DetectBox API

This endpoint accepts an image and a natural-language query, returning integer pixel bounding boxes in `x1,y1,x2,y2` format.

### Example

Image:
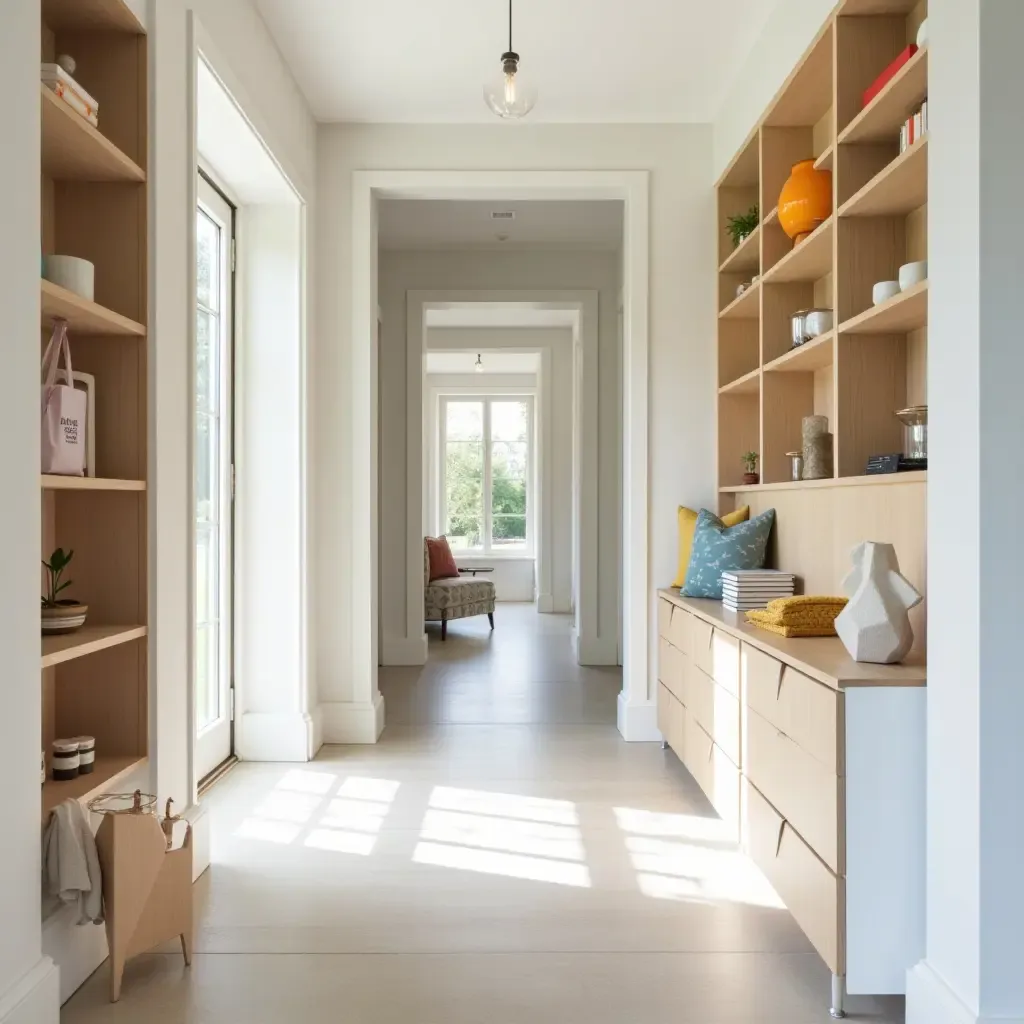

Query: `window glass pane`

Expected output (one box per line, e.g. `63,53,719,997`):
491,400,528,443
196,309,219,413
195,411,218,524
491,434,527,549
195,523,218,626
445,401,483,441
492,515,527,546
445,438,483,549
197,210,219,311
195,623,219,730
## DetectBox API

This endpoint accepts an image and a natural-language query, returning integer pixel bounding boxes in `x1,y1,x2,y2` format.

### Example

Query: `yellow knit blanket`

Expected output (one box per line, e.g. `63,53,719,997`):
745,595,847,638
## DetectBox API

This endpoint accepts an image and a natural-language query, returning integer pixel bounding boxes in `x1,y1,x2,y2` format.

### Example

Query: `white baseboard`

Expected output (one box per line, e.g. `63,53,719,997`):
43,899,107,1006
905,961,994,1024
319,692,385,743
0,958,59,1023
381,635,427,666
577,634,619,666
617,693,661,741
537,593,554,613
236,711,319,762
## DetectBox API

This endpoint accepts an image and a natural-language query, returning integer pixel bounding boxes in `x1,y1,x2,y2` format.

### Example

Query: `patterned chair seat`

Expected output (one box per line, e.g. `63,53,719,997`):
425,541,496,639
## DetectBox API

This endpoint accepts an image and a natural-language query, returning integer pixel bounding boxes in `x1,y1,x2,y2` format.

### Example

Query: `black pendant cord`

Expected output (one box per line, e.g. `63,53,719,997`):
508,0,513,53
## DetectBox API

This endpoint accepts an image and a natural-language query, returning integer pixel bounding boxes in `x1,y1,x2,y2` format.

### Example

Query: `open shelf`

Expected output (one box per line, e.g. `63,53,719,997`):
42,475,146,492
838,0,919,14
764,206,779,227
765,332,835,373
765,21,833,128
719,225,761,274
764,217,834,284
719,281,761,320
719,368,761,396
839,48,928,145
42,0,144,32
41,85,145,183
42,279,146,337
814,145,835,172
42,625,147,669
42,756,148,818
720,470,926,494
840,280,928,335
839,137,928,218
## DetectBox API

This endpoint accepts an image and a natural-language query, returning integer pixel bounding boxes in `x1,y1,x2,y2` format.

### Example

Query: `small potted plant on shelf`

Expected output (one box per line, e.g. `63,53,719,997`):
41,547,88,635
742,451,760,486
726,205,759,249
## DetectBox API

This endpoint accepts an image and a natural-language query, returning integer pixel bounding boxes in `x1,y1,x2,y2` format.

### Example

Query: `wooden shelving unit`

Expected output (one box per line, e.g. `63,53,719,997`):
713,0,929,618
39,0,149,817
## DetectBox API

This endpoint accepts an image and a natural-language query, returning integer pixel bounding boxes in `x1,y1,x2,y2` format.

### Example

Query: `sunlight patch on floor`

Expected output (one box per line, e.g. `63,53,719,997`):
413,840,591,888
429,785,579,825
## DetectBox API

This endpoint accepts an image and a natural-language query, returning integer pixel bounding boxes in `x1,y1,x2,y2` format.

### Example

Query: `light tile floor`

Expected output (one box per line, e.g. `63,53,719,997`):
63,604,903,1022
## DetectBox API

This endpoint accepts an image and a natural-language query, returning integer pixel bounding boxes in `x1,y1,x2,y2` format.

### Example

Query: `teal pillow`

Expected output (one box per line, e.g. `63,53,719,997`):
682,508,775,599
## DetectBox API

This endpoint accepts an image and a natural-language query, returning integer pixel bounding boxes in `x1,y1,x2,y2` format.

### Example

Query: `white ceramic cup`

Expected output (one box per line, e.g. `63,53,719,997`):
42,255,95,301
917,17,929,47
872,280,901,306
898,260,928,291
804,309,834,337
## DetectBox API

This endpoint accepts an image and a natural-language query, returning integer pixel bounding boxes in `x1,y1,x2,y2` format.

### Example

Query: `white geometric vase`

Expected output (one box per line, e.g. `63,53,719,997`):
834,541,923,664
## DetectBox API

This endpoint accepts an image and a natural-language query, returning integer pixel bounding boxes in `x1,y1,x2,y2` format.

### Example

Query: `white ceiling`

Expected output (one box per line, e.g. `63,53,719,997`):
254,0,775,123
379,200,622,249
426,351,540,374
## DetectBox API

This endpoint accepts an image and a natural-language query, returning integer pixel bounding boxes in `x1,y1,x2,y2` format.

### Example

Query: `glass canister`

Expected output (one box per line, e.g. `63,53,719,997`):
896,406,928,459
786,451,804,481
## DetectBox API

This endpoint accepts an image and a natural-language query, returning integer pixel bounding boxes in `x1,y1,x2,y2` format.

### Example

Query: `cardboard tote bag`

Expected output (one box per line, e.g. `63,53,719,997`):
41,320,87,476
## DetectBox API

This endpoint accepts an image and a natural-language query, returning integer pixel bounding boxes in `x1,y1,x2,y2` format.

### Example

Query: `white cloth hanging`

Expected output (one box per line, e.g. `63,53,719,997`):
42,798,104,925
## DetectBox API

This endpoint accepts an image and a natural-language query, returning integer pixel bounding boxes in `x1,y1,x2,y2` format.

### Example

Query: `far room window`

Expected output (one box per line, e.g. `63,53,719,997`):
440,396,533,555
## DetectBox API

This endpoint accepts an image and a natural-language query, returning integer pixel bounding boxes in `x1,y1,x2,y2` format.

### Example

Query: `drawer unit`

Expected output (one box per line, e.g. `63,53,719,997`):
745,704,842,873
657,683,686,758
657,636,688,706
743,644,842,772
691,615,741,697
658,596,673,641
692,615,714,677
688,665,742,767
684,714,741,833
743,778,842,974
668,605,690,654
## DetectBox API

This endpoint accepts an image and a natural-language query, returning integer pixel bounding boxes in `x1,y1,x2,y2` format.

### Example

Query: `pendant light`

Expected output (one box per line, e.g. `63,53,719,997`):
483,0,537,119
475,354,485,373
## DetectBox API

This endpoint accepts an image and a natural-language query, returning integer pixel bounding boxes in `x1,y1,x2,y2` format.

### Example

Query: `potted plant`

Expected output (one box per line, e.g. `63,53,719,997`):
726,205,759,249
742,451,760,485
41,547,88,634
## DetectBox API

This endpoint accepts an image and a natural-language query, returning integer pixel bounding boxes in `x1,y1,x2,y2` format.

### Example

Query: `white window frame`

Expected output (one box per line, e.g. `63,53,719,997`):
438,393,535,557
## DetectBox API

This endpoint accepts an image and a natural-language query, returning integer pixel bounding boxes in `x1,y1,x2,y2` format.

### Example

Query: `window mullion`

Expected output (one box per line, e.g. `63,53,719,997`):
483,399,493,554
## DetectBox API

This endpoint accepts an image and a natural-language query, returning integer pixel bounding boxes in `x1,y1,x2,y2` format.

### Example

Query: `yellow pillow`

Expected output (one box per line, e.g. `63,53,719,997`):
671,505,750,588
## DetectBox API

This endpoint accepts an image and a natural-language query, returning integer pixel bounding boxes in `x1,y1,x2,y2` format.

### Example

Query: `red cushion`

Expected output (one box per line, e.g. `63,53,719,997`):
426,536,460,582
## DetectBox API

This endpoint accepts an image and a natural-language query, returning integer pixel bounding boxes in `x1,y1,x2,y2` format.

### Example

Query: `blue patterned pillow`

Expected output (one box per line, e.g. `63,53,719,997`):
682,508,776,599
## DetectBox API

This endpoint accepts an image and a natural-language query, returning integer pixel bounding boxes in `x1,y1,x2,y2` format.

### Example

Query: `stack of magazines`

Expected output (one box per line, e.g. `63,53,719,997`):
721,570,795,612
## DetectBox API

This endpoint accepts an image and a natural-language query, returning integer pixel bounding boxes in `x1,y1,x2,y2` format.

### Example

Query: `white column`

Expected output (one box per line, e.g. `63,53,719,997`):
0,3,60,1020
907,2,1024,1021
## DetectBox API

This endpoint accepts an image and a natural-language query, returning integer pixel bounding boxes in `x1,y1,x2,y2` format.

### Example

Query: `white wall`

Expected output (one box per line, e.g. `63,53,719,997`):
0,5,59,1021
316,125,715,729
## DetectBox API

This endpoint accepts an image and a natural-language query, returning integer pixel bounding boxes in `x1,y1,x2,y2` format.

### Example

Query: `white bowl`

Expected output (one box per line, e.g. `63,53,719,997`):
899,260,928,291
43,255,95,301
804,309,834,337
917,17,929,48
873,280,901,306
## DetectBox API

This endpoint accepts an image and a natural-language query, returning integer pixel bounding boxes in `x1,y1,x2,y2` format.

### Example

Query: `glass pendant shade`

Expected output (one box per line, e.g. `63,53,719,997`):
484,52,537,119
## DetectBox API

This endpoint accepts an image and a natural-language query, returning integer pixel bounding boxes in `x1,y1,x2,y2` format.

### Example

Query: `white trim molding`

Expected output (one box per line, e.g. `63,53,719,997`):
320,693,386,744
906,961,996,1024
617,694,661,742
0,959,58,1024
236,711,320,762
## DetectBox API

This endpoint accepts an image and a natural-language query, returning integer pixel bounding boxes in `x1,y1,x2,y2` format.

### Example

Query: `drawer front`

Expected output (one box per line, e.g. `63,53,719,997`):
692,616,714,677
684,715,741,834
710,629,741,698
743,644,841,772
657,636,688,706
743,779,843,974
658,597,673,641
745,706,842,873
657,684,685,757
688,666,742,768
668,606,690,655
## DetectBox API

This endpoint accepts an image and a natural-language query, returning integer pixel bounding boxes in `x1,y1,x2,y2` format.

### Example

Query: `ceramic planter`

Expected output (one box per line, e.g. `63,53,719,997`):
41,602,89,634
743,472,760,485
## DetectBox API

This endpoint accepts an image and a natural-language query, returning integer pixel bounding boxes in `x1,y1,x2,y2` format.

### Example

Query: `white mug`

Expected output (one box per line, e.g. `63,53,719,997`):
872,280,901,306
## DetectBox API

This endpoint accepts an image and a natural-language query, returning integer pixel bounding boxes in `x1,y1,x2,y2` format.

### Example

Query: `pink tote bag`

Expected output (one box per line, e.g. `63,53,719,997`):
41,320,87,476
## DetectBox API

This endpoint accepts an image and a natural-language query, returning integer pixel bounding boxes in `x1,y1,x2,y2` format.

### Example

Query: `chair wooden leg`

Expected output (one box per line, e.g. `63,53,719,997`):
441,617,447,640
488,612,494,629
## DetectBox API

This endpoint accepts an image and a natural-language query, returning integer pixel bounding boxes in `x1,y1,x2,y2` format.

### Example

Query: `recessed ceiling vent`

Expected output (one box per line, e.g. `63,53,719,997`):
490,211,516,220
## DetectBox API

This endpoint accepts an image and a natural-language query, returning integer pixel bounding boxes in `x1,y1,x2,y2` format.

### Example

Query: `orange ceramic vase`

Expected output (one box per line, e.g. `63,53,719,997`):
778,160,832,244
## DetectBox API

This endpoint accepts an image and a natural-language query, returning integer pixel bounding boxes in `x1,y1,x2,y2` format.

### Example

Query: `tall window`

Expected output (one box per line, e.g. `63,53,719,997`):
195,174,235,781
440,396,533,554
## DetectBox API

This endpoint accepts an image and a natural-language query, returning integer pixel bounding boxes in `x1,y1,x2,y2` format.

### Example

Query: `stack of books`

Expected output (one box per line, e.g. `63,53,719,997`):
721,570,796,612
899,100,928,154
41,63,99,128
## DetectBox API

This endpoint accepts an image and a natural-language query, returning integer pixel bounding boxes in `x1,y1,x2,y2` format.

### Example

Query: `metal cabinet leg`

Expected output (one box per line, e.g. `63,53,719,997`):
661,740,669,750
829,974,846,1019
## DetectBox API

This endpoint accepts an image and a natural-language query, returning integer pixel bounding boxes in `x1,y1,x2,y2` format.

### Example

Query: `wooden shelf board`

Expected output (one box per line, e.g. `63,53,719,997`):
764,216,834,284
839,137,928,218
764,332,835,373
42,279,145,337
42,0,144,33
814,144,835,172
716,131,760,189
719,280,761,321
42,756,148,818
839,48,928,146
719,368,761,396
764,206,779,226
42,625,147,669
41,85,145,183
765,22,834,128
839,0,919,14
719,225,761,275
720,470,927,494
839,281,928,335
42,475,146,492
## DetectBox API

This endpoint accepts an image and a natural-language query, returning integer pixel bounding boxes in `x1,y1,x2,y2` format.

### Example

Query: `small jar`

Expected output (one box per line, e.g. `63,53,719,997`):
786,451,804,482
52,740,81,781
72,736,96,775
